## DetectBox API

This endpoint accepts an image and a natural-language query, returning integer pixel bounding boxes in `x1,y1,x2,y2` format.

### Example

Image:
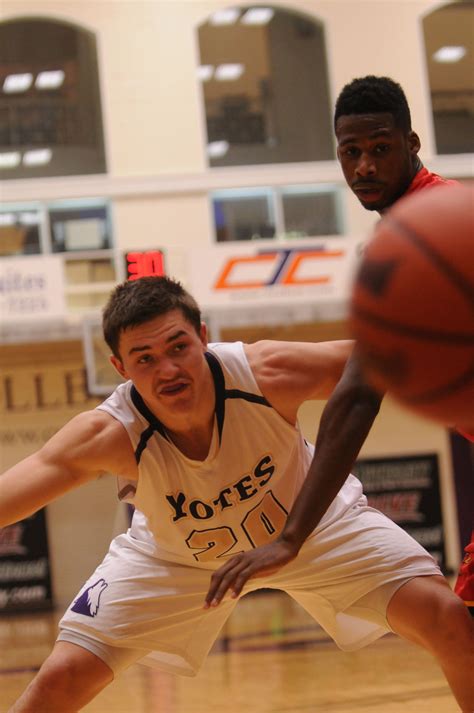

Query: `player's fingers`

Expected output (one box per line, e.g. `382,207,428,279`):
211,562,257,605
204,558,245,608
227,565,255,599
229,554,282,597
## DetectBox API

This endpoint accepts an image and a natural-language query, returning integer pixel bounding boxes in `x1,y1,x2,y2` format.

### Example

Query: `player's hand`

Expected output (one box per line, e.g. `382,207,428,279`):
204,538,298,609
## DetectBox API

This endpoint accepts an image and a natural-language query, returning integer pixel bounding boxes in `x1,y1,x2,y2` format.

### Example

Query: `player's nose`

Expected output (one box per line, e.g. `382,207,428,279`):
157,357,180,379
355,153,376,177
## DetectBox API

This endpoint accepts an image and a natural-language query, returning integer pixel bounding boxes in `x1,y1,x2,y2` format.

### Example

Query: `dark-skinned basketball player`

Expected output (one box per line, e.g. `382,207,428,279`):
205,76,474,678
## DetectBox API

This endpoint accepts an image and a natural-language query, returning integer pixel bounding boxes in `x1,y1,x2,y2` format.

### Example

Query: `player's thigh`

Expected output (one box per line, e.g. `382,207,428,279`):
387,574,474,651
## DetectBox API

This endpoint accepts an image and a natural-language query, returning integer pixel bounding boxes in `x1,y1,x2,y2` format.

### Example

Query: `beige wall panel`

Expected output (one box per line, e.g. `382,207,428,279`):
113,193,213,283
220,320,350,344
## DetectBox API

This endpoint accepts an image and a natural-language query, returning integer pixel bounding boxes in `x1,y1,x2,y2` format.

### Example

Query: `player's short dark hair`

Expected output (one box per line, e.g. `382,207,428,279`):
103,276,202,358
334,75,412,132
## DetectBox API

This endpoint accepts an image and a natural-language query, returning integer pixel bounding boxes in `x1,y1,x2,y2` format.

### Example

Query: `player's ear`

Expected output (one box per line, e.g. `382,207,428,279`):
408,131,421,155
110,355,128,379
199,322,208,348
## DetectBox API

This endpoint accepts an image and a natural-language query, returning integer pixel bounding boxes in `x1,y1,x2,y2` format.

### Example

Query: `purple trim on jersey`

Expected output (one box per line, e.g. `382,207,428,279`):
205,352,271,444
225,389,271,406
205,351,226,442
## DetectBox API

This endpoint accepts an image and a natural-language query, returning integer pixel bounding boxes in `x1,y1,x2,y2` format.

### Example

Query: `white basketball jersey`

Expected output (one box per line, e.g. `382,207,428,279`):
97,342,364,568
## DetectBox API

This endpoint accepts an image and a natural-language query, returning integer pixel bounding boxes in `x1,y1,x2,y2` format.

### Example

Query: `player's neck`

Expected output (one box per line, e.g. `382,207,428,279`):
165,415,216,461
163,371,216,460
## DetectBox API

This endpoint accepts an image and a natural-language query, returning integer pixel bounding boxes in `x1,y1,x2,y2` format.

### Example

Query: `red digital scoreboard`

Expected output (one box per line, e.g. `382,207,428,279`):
125,250,165,280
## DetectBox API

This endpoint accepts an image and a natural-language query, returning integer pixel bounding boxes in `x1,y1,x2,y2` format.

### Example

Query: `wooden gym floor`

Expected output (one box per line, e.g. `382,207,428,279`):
0,590,458,713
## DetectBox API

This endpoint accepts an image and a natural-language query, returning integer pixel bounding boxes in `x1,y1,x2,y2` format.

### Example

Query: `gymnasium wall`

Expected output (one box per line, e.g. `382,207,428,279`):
0,0,470,607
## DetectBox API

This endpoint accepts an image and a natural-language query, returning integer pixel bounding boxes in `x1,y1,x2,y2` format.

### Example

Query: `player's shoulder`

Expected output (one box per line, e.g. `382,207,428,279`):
244,339,321,393
65,409,137,475
243,340,289,381
38,408,137,480
62,408,127,443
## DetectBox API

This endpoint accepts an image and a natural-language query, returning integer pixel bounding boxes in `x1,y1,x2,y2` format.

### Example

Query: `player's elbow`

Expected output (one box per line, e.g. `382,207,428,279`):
352,382,383,419
0,504,30,529
330,368,383,422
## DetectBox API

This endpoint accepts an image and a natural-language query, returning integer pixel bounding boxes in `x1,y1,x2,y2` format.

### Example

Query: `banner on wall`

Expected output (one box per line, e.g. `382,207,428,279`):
0,510,53,612
352,454,447,571
0,255,66,323
189,237,361,313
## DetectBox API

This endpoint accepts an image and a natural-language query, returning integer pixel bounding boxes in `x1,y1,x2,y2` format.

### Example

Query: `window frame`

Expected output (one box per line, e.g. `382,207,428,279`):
209,183,345,243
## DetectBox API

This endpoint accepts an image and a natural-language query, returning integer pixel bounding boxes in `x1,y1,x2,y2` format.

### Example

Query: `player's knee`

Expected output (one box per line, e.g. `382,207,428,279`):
422,592,474,654
389,577,474,652
34,648,112,702
34,657,83,699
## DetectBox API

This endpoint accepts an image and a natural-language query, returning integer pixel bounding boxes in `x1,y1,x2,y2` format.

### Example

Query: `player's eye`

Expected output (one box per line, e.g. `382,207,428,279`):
342,146,358,157
137,354,152,364
375,144,390,154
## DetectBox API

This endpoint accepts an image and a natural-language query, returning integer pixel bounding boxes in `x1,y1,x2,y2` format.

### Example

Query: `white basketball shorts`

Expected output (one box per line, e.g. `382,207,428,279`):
58,503,442,676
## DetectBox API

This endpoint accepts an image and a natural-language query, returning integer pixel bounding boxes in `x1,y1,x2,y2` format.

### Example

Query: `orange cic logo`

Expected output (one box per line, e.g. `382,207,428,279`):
213,247,345,290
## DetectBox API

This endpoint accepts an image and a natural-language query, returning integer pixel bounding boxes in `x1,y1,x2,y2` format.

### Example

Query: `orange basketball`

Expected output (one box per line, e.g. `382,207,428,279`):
350,184,474,428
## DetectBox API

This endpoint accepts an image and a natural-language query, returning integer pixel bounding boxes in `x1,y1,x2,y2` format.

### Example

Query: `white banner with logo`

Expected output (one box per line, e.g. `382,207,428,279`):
189,237,361,314
0,255,66,323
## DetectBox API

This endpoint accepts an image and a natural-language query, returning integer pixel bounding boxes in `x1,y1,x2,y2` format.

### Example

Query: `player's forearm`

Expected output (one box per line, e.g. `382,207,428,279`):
0,468,51,527
0,496,44,528
280,357,382,550
0,455,83,528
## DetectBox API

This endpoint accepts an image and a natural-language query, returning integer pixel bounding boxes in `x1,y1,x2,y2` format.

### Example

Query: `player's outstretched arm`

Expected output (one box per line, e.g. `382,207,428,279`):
0,410,136,527
204,350,382,607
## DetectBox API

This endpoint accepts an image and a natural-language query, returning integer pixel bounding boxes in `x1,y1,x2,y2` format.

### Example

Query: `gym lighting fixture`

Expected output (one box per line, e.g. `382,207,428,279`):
210,8,240,25
35,70,65,89
241,8,274,25
207,141,230,158
0,152,21,168
23,148,53,166
3,73,33,93
432,46,467,63
215,63,244,81
197,65,214,82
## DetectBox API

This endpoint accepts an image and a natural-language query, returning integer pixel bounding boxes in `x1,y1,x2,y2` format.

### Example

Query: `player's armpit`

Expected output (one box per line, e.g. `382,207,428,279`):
0,410,137,527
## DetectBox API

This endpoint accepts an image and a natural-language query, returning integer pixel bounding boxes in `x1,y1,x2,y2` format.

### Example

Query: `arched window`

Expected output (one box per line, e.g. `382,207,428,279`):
197,5,333,167
0,17,106,178
422,1,474,154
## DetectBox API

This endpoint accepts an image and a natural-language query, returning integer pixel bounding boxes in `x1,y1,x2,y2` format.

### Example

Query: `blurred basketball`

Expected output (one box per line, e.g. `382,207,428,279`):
350,184,474,428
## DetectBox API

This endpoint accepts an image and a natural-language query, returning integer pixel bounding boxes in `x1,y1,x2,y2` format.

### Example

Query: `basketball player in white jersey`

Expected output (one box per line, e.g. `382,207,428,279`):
2,276,472,712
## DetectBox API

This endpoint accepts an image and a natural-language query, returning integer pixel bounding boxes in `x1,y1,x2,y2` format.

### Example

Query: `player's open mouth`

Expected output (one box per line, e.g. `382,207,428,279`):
159,382,188,396
354,187,384,202
352,183,383,203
